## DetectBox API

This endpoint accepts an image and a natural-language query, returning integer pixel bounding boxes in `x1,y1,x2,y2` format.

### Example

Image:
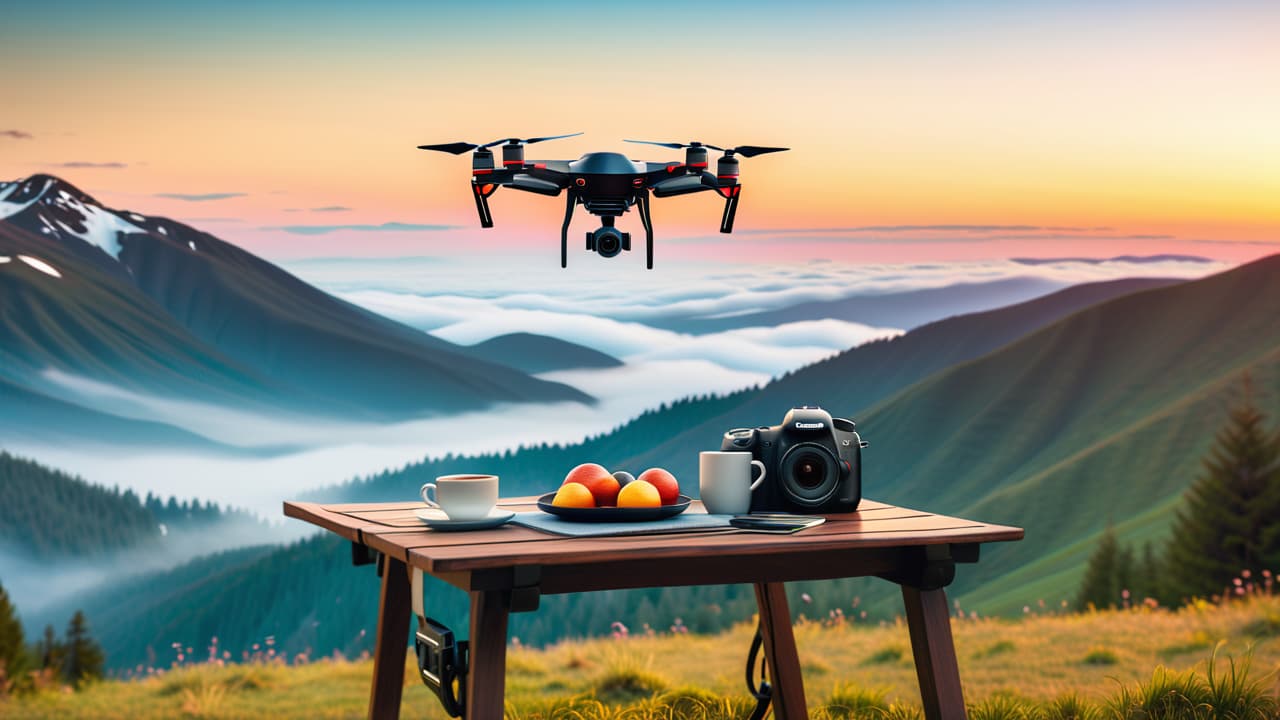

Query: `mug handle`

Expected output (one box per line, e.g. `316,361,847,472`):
749,460,767,491
419,482,440,508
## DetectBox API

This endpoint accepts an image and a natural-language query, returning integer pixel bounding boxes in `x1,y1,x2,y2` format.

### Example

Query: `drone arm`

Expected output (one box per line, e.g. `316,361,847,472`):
637,189,654,269
718,185,741,234
560,189,576,268
471,181,497,228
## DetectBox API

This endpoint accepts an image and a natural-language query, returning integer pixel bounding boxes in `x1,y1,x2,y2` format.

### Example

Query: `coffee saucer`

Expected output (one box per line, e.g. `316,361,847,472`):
414,508,515,532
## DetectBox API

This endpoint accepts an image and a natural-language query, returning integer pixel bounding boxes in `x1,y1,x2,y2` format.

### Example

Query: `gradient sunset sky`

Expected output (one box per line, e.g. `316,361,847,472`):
2,1,1277,264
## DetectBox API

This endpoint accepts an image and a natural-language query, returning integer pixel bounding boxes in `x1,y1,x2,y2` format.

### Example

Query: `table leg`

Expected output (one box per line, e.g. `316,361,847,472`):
369,555,412,720
901,585,966,720
465,589,510,720
753,582,808,719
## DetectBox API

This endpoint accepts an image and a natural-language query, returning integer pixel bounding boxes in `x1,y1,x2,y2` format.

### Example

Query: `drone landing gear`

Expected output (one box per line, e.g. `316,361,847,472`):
471,181,497,228
718,185,742,234
560,190,576,268
637,189,654,269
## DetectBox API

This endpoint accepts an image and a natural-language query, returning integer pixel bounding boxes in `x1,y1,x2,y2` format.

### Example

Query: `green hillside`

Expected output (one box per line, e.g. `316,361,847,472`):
0,451,158,557
42,262,1273,670
327,275,1181,503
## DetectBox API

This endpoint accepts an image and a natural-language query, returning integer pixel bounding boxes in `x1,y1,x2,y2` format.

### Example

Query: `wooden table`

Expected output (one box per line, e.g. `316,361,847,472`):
284,497,1022,720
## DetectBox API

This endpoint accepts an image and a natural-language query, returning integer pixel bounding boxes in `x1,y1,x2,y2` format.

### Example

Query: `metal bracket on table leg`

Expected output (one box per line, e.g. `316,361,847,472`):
350,541,379,567
879,545,958,591
510,566,542,613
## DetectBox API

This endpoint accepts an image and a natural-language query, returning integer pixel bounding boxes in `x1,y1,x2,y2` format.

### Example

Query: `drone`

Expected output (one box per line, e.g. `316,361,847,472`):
417,133,788,268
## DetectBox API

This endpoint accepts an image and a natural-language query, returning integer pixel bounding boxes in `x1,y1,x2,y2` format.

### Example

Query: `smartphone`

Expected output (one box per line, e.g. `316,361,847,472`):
729,514,825,533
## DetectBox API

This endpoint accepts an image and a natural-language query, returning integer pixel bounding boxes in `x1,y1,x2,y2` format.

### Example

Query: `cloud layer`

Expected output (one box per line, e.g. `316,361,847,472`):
264,222,459,235
154,192,248,202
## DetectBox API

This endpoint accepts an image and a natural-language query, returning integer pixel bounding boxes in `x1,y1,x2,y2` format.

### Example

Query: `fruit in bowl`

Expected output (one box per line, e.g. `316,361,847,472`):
637,467,680,505
617,479,661,508
551,482,595,508
549,463,684,512
563,463,621,506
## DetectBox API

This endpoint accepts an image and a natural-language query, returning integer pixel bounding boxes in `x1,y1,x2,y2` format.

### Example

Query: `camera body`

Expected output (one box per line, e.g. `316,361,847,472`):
586,226,631,258
721,406,864,514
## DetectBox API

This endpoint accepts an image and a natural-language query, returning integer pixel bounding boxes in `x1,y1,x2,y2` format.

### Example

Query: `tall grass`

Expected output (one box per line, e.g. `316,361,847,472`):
6,595,1280,719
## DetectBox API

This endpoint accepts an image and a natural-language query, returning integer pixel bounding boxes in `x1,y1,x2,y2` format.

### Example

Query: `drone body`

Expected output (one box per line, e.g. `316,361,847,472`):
417,134,787,268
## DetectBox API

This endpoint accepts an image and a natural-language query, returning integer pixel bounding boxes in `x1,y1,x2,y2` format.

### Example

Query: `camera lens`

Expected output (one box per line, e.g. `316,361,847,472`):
791,452,827,490
778,442,839,507
593,228,623,258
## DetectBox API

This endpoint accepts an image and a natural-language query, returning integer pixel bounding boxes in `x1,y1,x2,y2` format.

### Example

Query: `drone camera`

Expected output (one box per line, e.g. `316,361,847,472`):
586,226,631,258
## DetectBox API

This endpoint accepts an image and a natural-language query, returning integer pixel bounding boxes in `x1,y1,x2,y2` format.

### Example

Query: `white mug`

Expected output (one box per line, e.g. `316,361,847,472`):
419,474,499,521
699,451,767,515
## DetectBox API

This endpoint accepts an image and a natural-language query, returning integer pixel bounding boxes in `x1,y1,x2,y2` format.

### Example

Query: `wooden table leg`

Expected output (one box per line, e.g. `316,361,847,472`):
465,589,510,720
753,582,808,719
369,555,412,720
901,585,966,720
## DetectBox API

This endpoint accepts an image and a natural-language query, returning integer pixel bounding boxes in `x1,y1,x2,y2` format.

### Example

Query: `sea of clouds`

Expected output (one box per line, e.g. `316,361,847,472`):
5,255,1224,517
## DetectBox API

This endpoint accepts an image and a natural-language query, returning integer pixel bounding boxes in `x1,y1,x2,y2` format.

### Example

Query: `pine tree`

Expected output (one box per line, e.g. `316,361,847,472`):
36,625,63,678
0,581,27,689
1136,541,1162,602
1076,522,1121,609
1163,377,1280,603
61,611,104,688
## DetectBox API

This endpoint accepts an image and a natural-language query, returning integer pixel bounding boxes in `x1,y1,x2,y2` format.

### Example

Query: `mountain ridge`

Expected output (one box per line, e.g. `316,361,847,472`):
0,174,592,437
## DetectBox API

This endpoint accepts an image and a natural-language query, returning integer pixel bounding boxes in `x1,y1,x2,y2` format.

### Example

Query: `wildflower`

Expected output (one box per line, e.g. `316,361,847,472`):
1242,569,1252,579
801,593,812,604
1023,606,1030,613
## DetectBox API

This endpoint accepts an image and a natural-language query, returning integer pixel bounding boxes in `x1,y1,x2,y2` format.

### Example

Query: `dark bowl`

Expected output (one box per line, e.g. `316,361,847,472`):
536,493,692,522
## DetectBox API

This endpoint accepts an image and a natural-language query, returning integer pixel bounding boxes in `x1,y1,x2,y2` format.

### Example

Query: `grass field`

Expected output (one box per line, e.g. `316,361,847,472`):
7,594,1280,719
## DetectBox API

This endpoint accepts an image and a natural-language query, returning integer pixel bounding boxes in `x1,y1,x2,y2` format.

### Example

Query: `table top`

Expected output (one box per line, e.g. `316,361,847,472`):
284,497,1023,581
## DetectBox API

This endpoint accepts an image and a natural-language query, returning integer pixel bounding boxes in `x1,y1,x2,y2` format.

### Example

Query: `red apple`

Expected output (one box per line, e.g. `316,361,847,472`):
637,467,680,505
564,463,621,506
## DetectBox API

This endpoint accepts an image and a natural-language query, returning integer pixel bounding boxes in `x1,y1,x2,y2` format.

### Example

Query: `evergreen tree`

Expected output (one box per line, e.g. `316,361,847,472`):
1135,541,1162,602
0,582,27,687
61,611,104,688
1076,522,1121,609
36,625,63,678
1163,378,1280,602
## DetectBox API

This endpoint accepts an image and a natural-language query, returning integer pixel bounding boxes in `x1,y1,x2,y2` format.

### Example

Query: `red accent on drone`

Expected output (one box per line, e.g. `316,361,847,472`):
689,162,709,168
503,160,523,166
574,177,586,186
667,163,684,173
472,169,493,175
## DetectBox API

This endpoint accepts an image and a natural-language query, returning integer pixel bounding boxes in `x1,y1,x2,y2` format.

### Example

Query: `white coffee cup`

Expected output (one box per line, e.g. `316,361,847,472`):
419,474,499,521
699,451,767,515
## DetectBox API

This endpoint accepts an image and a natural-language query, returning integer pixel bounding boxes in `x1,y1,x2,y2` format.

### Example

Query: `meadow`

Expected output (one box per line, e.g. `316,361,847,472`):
8,592,1279,719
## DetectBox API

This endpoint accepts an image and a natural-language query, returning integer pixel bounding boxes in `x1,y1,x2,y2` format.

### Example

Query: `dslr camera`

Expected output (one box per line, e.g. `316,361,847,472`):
721,406,865,514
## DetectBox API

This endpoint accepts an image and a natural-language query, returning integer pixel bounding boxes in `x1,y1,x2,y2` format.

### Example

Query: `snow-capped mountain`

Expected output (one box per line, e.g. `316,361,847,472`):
0,175,590,445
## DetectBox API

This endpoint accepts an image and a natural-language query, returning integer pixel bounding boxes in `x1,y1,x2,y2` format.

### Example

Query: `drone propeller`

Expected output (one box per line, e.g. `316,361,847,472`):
416,141,483,155
417,133,583,155
480,132,582,148
623,140,789,158
724,145,789,158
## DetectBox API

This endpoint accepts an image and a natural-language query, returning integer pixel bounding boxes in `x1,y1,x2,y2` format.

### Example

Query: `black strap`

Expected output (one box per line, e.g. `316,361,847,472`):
745,623,772,720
